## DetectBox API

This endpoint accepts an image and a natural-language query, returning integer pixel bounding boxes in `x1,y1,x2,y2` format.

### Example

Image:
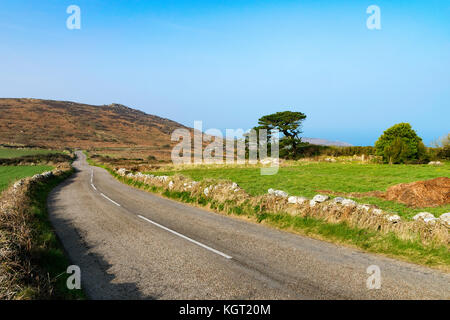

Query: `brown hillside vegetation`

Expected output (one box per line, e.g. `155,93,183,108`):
0,98,190,159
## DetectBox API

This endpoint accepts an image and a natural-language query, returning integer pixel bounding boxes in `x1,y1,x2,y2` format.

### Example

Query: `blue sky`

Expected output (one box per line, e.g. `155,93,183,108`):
0,0,449,146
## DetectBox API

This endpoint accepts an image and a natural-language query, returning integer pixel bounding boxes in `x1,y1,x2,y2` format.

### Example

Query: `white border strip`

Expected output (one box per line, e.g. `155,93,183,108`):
91,183,97,191
138,215,232,259
100,193,121,207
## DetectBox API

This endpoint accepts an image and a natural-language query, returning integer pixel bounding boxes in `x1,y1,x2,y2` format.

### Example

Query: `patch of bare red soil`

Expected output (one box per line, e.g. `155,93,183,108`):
381,177,450,208
317,177,450,208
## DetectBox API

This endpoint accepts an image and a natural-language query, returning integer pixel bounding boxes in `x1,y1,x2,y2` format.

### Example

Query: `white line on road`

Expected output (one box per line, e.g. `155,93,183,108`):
138,215,232,260
91,183,97,191
100,193,121,207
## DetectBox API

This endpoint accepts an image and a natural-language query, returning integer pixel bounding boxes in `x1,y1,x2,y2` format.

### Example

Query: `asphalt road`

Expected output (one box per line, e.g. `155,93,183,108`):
47,151,450,299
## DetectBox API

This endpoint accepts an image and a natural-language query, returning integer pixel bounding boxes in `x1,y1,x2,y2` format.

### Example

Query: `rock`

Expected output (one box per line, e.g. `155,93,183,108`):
428,161,442,166
312,194,329,203
268,189,288,198
275,190,288,198
423,217,439,224
357,204,371,212
387,214,401,223
341,199,357,206
41,171,53,178
135,172,145,178
438,213,450,225
156,175,169,182
372,208,383,215
324,157,337,162
203,187,210,196
412,212,435,221
117,168,127,176
168,181,174,189
32,174,44,181
288,196,308,204
13,179,25,189
309,200,317,207
333,197,345,203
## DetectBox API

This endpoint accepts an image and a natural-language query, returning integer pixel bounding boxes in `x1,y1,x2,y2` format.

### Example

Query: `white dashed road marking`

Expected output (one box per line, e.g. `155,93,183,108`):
89,167,229,259
138,215,232,259
100,192,121,207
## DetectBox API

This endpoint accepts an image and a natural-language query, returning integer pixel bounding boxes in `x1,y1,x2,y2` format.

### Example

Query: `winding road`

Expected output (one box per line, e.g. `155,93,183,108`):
47,151,450,299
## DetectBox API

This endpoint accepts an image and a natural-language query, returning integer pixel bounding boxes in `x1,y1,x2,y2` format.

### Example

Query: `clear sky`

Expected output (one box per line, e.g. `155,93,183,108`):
0,0,449,146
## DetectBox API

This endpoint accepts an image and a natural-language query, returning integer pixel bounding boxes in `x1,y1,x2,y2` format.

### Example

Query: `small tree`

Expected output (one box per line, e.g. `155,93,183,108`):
375,123,426,164
432,133,450,160
255,111,307,159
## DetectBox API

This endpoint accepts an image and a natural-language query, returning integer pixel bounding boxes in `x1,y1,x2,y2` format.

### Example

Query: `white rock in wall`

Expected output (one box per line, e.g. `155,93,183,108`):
439,213,450,225
412,212,435,221
288,196,308,204
386,214,401,223
341,199,357,206
357,204,371,212
117,168,127,176
423,217,439,224
268,188,288,198
312,194,329,203
274,190,288,198
309,200,317,207
135,172,145,178
41,171,53,178
168,181,174,189
372,208,384,215
156,175,168,182
333,197,345,203
13,179,25,189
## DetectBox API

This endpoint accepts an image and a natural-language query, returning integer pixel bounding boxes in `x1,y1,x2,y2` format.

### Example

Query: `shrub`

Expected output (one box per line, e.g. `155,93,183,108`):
375,123,425,164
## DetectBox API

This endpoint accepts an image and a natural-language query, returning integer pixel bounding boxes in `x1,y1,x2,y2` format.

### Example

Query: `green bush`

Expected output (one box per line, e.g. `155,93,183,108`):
375,123,426,164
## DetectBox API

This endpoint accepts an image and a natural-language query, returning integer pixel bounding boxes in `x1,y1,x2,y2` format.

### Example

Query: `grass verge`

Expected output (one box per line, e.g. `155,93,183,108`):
0,169,86,299
0,165,53,192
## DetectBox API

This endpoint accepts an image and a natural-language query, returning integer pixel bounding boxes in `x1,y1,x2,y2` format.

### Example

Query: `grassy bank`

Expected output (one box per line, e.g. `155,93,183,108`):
89,158,449,271
149,162,450,218
0,147,59,159
0,169,85,299
0,165,53,192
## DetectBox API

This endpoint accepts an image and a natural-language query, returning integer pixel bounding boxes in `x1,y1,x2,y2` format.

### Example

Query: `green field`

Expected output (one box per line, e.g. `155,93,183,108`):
0,166,53,192
150,162,450,218
0,147,58,159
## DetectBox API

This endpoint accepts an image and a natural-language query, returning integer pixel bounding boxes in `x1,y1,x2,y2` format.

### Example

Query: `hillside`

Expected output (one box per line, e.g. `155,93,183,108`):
0,98,190,159
302,137,352,147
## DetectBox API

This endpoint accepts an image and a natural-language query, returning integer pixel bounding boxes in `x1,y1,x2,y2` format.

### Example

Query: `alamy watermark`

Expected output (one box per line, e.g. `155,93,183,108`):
66,5,81,30
366,5,381,30
171,121,280,175
366,265,381,289
66,265,81,290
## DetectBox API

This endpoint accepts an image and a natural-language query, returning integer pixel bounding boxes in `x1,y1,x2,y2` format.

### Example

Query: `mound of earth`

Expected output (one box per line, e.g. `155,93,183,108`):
317,177,450,208
382,177,450,208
